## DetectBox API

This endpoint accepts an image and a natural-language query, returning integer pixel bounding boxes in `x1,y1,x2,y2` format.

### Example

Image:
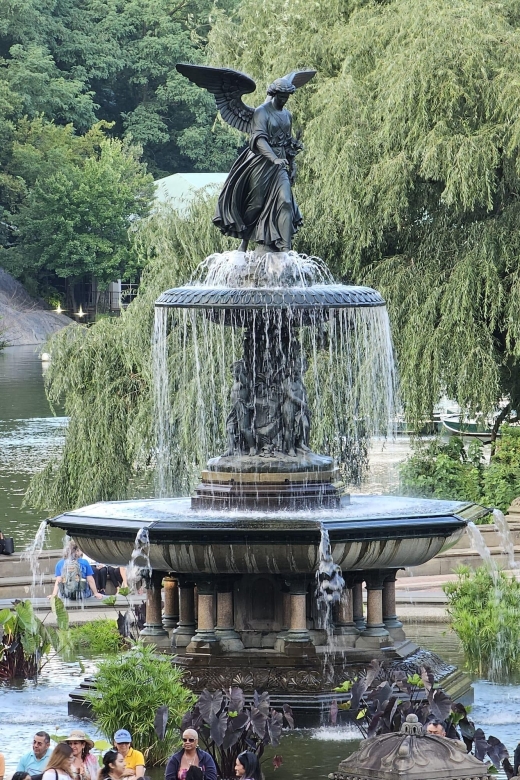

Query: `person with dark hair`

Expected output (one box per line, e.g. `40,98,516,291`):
165,730,216,780
16,732,53,775
185,768,203,780
426,719,447,737
12,772,31,780
98,751,125,780
42,742,75,780
235,752,263,780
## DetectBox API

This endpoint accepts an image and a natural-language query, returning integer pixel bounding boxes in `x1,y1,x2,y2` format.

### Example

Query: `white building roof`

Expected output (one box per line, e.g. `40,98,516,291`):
154,172,228,211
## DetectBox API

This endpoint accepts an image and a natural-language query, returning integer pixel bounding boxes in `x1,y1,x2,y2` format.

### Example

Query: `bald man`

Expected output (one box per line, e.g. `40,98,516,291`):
165,730,217,780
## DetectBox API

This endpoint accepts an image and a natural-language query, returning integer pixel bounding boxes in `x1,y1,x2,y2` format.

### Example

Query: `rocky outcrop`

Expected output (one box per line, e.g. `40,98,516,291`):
0,267,72,345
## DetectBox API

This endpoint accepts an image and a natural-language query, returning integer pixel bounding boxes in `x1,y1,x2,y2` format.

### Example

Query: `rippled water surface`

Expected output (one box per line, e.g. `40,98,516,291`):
0,346,66,548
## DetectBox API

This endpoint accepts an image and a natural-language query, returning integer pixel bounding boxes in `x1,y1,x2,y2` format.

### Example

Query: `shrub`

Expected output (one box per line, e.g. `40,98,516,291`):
181,688,294,780
399,428,520,514
443,565,520,678
68,619,124,656
85,642,195,765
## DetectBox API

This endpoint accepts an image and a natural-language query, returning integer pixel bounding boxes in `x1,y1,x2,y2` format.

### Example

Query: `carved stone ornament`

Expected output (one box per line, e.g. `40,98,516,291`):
332,713,489,780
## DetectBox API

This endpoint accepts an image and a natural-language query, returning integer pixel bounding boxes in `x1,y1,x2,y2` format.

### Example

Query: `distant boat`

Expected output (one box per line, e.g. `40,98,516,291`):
441,414,500,441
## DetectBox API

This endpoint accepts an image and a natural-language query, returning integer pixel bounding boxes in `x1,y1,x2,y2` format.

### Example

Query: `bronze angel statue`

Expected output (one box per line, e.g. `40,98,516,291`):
176,64,316,252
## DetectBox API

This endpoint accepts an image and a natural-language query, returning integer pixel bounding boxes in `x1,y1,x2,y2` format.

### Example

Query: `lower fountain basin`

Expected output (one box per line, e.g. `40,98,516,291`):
48,494,488,574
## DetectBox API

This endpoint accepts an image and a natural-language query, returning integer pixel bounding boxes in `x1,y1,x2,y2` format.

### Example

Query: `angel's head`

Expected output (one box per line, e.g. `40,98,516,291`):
267,77,296,98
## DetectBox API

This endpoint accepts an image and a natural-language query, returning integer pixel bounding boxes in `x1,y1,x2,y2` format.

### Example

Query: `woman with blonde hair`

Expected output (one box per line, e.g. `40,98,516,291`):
42,742,75,780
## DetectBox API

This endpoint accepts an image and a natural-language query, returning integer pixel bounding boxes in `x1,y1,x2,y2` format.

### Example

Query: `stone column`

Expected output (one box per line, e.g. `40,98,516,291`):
187,580,220,654
140,570,168,637
383,570,406,641
283,578,315,655
352,578,366,631
356,571,392,650
162,576,179,630
333,575,359,647
173,578,196,648
215,579,243,651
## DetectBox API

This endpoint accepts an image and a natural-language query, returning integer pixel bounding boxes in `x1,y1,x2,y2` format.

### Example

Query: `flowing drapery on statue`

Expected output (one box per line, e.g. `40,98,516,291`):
175,64,316,252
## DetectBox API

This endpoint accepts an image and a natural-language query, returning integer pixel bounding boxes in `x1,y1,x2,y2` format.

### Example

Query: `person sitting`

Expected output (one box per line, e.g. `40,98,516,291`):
65,730,98,780
98,750,126,780
113,731,145,780
87,560,128,595
235,752,263,780
48,542,103,601
165,729,217,780
16,732,53,776
42,742,75,780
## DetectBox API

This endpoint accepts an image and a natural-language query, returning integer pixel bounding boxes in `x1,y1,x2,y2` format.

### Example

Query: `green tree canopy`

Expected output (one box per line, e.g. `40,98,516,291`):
1,120,154,304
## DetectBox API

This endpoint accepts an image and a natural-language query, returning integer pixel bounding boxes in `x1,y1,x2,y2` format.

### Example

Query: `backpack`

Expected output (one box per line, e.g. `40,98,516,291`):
59,558,85,599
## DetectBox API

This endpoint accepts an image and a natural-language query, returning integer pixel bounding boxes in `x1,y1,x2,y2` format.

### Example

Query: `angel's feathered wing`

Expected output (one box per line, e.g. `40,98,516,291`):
283,69,317,88
176,64,256,134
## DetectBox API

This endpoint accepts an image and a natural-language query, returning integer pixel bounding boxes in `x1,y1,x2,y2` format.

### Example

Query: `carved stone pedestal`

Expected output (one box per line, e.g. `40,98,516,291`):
356,572,393,651
383,571,406,642
173,580,196,648
140,570,169,640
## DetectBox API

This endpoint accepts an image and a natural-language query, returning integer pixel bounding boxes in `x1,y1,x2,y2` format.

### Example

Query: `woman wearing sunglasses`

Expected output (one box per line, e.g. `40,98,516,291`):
165,731,216,780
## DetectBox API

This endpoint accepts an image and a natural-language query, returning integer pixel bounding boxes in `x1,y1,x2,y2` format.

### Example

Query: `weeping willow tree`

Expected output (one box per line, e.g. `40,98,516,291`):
209,0,520,424
27,193,234,511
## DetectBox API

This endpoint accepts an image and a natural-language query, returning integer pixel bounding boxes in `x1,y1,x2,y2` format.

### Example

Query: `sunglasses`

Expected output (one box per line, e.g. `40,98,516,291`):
182,738,196,743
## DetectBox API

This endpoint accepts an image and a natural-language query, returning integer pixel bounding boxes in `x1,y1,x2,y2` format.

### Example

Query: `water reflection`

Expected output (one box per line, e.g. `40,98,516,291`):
0,346,67,547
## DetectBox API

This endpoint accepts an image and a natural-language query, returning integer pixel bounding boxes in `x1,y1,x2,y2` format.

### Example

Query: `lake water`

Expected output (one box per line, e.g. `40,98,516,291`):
0,346,66,548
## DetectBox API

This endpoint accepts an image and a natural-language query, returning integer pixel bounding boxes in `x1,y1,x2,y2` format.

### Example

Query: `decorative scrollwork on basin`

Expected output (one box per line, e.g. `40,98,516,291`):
155,284,385,311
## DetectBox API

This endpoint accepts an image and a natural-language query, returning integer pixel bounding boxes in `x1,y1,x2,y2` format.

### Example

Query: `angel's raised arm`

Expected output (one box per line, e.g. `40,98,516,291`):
176,64,257,134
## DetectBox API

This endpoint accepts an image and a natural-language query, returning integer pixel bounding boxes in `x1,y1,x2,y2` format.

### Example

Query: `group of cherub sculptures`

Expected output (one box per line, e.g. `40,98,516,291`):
225,356,311,458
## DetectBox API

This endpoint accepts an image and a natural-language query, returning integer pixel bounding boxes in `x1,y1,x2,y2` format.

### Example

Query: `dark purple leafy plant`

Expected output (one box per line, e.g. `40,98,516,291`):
181,688,294,779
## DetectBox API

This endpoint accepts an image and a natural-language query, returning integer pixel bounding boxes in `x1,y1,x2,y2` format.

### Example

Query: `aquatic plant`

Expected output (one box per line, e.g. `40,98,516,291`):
0,599,66,679
67,619,124,656
181,687,294,779
443,565,520,678
85,641,195,765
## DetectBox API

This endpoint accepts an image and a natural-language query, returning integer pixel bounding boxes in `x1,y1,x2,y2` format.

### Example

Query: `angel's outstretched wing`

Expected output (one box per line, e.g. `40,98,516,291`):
176,64,256,134
282,69,317,88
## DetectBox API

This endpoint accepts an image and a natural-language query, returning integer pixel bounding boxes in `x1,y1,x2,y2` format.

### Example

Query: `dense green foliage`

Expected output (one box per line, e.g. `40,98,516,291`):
0,598,67,679
67,619,124,656
2,120,154,306
86,642,195,765
399,426,520,512
0,0,239,301
210,0,520,425
444,565,520,679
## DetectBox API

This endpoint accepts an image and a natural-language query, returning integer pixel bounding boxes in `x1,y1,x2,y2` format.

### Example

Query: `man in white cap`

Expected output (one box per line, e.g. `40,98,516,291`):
113,730,145,779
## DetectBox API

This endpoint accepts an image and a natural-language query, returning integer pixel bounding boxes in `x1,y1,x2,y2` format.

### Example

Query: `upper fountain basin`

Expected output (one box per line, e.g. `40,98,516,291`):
48,495,488,575
154,250,384,313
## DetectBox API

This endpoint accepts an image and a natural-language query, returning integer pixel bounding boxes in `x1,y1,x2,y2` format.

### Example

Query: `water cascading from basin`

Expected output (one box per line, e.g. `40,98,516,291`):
152,250,398,501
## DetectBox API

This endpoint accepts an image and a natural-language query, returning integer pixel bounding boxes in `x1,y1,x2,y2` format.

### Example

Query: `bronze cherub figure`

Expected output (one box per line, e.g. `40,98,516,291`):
176,64,316,253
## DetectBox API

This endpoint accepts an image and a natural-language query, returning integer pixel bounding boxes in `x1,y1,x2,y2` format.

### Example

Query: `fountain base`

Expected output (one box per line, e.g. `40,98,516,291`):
192,452,345,510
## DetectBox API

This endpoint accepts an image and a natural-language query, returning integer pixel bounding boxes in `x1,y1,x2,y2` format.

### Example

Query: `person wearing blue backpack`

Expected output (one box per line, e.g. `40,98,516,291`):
48,542,104,601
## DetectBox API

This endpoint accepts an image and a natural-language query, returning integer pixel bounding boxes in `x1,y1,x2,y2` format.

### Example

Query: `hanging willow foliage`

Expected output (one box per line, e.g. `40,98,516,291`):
209,0,520,424
27,192,234,511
